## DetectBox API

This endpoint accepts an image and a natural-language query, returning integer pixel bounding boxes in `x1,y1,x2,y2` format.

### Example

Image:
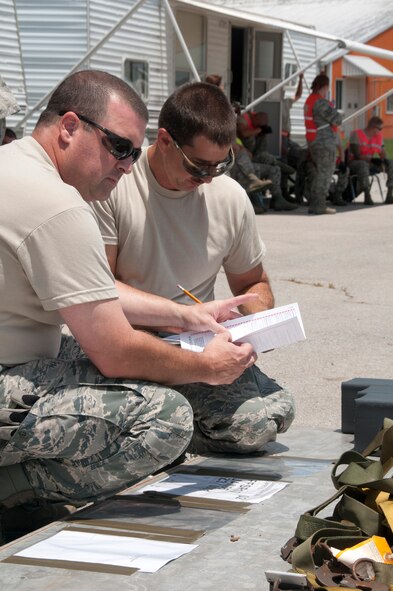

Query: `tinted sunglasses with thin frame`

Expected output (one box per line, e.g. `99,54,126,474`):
168,132,234,179
58,111,142,163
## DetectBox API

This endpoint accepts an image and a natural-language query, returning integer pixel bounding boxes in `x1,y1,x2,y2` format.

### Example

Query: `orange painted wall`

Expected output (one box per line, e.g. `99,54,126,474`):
331,27,393,139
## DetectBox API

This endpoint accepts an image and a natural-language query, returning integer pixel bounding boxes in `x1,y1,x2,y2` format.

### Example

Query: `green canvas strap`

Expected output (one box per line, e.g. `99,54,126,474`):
332,491,386,537
294,487,359,541
291,527,365,574
283,420,393,590
331,451,393,494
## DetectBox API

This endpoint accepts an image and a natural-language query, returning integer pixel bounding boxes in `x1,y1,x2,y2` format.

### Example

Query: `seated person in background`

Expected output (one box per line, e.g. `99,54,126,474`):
348,116,393,205
205,77,272,210
236,109,297,211
230,139,272,214
91,81,295,455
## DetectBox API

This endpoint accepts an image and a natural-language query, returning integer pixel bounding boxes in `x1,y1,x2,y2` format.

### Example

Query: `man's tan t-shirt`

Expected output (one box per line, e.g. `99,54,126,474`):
90,148,265,304
0,137,117,365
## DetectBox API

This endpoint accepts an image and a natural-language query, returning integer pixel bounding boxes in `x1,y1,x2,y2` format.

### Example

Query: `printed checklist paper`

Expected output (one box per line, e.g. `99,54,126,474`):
179,302,306,353
133,473,288,504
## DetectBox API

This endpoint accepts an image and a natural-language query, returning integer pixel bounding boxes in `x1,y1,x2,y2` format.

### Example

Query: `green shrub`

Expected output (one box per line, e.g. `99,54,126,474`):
384,138,393,159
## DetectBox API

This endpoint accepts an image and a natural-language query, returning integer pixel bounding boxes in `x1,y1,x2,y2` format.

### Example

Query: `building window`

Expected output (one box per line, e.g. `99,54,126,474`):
284,62,298,86
387,93,393,114
124,59,148,100
175,10,206,86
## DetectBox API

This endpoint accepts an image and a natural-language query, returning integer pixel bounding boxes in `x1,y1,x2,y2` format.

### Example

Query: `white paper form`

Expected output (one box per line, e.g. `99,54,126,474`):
179,303,306,353
134,473,288,504
15,530,197,573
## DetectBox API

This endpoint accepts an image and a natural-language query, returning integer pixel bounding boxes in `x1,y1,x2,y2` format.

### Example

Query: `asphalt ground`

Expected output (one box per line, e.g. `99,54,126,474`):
214,189,393,431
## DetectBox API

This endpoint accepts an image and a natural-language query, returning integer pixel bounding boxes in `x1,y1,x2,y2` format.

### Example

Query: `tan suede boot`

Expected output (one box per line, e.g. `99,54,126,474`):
247,173,272,193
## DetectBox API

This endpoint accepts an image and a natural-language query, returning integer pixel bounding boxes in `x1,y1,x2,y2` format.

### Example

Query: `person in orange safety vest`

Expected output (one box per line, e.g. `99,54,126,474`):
349,116,393,205
304,73,343,215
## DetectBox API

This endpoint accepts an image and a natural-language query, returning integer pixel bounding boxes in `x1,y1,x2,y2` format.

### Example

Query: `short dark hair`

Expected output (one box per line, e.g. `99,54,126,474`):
158,82,236,147
36,69,148,127
368,116,383,128
311,74,330,93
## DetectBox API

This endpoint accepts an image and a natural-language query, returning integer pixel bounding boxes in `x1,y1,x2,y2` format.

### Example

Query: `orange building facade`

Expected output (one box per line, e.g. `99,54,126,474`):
330,28,393,140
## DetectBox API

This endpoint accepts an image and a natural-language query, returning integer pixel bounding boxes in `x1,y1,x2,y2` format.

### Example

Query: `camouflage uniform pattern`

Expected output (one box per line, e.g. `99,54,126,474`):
333,167,350,198
0,337,193,504
253,161,282,200
1,335,295,503
250,135,296,202
307,98,342,213
307,142,337,213
176,365,295,454
231,147,256,179
349,159,393,194
305,158,349,204
231,149,282,199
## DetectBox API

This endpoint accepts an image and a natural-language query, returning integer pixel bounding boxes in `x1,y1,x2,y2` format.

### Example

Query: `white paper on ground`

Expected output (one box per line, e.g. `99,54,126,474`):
133,473,288,503
179,302,306,353
15,529,197,573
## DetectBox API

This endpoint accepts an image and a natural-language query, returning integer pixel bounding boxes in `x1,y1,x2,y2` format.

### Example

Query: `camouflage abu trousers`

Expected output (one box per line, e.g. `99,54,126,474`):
0,336,193,504
176,364,295,454
308,141,336,213
349,159,393,193
0,338,295,503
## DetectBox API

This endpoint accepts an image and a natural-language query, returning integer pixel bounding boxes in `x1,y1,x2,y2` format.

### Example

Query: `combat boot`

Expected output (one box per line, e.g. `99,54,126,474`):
271,191,297,211
385,187,393,204
330,193,347,206
364,189,374,205
0,464,35,509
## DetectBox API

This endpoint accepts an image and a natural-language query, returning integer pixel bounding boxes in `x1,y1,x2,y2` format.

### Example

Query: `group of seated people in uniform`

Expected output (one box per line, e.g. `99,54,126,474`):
205,73,393,215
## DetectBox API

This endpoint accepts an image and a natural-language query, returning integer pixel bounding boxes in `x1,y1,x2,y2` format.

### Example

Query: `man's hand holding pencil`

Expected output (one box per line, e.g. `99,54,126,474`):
177,290,259,335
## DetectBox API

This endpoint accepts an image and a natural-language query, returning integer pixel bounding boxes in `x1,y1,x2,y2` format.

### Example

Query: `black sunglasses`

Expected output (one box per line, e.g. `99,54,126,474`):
168,132,234,179
58,111,142,163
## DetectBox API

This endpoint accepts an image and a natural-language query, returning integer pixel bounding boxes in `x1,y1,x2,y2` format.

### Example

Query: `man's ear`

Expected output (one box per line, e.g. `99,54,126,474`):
59,112,80,144
156,128,172,151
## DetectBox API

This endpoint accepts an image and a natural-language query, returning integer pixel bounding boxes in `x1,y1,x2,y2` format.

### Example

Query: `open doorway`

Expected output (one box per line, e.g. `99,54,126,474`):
230,26,248,105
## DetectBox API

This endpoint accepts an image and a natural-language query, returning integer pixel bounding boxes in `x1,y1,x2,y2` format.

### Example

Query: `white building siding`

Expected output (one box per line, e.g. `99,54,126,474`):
3,0,170,134
88,0,169,136
0,0,27,126
282,30,317,144
18,0,87,127
206,17,230,91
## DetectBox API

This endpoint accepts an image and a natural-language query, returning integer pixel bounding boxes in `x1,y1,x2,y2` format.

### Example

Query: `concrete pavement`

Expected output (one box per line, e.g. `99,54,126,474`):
215,195,393,431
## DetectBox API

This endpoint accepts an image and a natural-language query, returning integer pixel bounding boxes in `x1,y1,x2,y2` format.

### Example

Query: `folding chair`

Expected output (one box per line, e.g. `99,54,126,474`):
348,172,385,202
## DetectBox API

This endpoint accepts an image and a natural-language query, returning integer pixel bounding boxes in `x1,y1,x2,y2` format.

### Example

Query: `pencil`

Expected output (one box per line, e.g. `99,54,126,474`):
177,284,202,304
